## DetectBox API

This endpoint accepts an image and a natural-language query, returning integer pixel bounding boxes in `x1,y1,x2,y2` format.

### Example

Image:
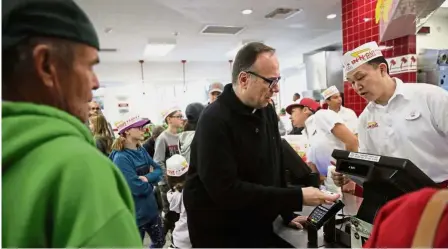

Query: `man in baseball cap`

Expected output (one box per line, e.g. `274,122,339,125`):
2,0,141,247
286,98,358,178
208,82,224,104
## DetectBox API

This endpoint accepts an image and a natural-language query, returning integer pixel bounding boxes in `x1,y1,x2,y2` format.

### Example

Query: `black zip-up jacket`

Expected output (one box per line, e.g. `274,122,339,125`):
183,84,304,248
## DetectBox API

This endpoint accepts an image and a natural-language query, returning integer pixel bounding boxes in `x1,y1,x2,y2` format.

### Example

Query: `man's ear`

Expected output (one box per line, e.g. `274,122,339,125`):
33,44,56,88
238,71,250,89
379,63,388,76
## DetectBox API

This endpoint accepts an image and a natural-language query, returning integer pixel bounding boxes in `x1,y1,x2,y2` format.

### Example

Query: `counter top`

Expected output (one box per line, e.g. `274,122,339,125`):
273,193,363,248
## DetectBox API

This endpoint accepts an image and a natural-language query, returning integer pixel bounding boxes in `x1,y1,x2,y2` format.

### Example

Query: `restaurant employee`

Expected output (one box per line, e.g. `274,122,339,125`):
322,85,359,134
332,41,448,187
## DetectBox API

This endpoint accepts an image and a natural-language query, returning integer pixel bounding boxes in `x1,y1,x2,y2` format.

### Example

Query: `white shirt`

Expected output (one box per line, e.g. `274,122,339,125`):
167,190,191,248
332,106,359,134
307,110,346,176
358,78,448,183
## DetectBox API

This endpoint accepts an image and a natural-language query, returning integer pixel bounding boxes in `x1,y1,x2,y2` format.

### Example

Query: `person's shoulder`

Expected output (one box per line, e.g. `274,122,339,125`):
342,106,357,115
403,82,447,97
315,109,339,120
199,99,229,123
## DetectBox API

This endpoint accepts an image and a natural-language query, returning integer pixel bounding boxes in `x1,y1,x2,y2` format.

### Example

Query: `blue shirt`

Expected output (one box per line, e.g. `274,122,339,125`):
110,146,163,226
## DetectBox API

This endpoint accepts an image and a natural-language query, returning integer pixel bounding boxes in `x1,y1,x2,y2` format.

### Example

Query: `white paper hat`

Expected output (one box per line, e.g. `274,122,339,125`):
166,154,189,177
161,106,182,121
115,114,150,135
342,41,383,74
322,86,340,100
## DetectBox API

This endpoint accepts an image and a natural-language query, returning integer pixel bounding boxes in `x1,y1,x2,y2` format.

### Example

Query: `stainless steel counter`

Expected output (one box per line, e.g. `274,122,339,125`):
273,194,363,248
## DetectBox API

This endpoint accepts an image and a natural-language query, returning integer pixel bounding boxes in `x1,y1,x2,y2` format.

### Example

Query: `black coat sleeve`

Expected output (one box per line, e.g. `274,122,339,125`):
194,112,304,212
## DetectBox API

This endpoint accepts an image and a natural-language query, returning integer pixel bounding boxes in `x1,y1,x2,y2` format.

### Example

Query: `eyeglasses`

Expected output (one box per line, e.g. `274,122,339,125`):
170,115,184,119
245,71,281,88
91,107,100,111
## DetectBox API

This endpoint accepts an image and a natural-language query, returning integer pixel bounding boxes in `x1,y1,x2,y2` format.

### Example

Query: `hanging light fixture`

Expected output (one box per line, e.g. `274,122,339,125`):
228,60,233,82
139,60,146,95
181,60,187,92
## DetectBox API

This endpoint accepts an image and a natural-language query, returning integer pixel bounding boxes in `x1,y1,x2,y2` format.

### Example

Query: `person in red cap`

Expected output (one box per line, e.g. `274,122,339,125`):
286,98,358,183
363,187,448,248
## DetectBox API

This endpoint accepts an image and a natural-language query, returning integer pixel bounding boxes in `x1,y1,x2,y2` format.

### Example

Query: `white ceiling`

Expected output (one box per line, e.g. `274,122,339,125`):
75,0,342,62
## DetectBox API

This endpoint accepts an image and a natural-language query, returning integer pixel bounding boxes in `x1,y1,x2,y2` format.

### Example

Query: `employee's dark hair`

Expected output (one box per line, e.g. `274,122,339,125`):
367,56,390,74
232,42,276,85
294,93,300,98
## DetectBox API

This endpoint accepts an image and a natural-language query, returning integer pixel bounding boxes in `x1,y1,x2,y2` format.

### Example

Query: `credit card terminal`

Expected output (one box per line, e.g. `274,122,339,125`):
307,200,345,230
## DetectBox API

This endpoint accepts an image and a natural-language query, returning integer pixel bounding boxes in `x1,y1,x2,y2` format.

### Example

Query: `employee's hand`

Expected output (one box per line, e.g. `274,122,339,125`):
330,161,350,187
289,216,308,229
342,180,356,194
302,187,340,206
331,171,350,187
138,176,148,182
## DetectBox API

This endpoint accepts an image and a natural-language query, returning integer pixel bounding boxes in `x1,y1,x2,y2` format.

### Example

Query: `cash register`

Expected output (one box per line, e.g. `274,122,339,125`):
330,150,438,247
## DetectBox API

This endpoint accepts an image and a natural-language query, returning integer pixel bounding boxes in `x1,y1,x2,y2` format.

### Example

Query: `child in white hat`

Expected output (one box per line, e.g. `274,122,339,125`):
166,155,191,248
153,106,184,236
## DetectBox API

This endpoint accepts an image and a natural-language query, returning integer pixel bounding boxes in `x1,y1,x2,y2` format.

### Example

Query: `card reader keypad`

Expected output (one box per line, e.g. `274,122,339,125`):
310,206,327,222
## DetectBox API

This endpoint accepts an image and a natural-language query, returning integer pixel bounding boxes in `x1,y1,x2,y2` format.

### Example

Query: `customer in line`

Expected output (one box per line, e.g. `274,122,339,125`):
110,115,165,248
183,42,339,247
2,0,141,247
89,114,114,156
153,107,184,236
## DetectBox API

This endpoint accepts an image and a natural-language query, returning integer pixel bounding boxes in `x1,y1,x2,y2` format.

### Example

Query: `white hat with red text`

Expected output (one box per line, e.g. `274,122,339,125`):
115,114,151,135
342,41,383,74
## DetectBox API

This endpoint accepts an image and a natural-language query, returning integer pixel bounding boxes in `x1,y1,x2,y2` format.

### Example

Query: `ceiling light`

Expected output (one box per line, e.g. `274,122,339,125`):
441,0,448,8
144,39,176,57
242,9,253,15
327,14,337,19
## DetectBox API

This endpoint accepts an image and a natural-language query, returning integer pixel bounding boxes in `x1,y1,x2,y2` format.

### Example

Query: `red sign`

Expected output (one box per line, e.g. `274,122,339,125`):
118,103,129,107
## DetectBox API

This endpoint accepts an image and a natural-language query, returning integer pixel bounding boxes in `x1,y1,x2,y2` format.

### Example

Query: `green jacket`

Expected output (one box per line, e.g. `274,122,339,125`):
2,102,142,247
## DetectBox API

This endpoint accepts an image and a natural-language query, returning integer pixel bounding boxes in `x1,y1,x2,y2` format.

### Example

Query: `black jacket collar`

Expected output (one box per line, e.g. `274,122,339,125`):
218,83,256,116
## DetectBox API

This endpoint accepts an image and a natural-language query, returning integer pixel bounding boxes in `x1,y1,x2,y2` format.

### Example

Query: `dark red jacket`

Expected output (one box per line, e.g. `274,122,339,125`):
364,187,448,248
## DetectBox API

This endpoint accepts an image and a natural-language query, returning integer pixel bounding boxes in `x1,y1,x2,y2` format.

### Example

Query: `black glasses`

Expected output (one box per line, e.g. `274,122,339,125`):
245,71,281,88
170,115,184,119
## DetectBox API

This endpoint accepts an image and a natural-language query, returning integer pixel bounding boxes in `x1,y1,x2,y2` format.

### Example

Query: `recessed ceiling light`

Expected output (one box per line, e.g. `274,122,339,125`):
242,9,253,15
326,14,337,19
144,39,177,57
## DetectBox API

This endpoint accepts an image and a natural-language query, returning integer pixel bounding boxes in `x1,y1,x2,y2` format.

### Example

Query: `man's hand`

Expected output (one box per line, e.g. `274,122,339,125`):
138,176,148,182
289,216,308,229
302,187,340,206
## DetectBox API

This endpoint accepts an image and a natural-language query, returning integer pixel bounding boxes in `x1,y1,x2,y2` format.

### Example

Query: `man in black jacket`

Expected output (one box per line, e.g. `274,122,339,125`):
183,42,338,247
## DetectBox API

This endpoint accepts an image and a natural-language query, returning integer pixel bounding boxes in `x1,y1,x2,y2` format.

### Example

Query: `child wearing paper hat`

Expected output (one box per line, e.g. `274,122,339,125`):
166,154,192,248
109,114,165,248
154,105,184,237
